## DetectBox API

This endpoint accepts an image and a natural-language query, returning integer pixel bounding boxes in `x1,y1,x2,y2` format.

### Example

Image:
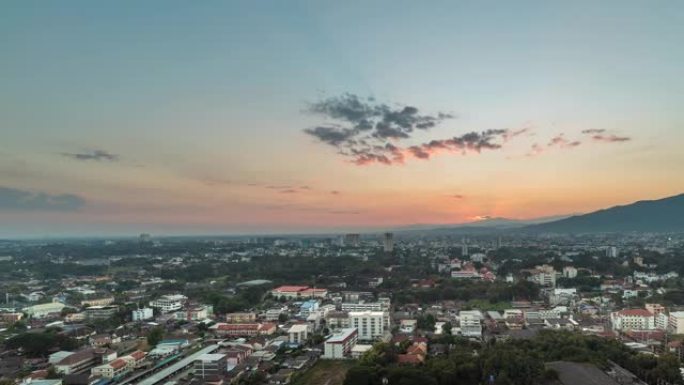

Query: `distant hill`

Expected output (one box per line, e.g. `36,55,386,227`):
525,193,684,233
394,214,572,235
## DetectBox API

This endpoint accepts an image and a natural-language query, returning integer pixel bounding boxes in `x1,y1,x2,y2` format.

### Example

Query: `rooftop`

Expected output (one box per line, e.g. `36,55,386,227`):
326,328,357,343
138,344,219,385
195,353,226,362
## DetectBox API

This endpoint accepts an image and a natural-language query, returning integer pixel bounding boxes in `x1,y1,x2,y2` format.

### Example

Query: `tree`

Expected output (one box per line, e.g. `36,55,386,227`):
417,314,436,331
146,327,164,347
46,366,60,379
343,366,374,385
442,322,453,335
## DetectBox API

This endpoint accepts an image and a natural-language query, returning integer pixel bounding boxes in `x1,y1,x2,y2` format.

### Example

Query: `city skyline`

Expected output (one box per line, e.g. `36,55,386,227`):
2,1,684,237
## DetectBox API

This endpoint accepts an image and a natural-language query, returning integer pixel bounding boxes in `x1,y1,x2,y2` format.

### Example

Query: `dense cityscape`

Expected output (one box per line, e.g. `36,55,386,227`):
4,1,684,385
1,227,684,385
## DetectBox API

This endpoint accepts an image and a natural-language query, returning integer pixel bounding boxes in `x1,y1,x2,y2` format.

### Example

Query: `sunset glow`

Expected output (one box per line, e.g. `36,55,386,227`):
2,1,684,237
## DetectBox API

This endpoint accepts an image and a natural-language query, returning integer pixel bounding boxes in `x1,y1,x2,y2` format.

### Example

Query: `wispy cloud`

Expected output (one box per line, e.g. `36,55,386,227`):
0,186,86,211
525,143,545,157
591,134,631,143
62,149,119,162
547,134,581,149
525,129,631,157
451,194,465,199
581,129,606,134
581,129,631,143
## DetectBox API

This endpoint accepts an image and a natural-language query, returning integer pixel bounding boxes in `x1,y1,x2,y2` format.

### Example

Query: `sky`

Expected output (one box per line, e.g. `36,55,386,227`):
1,1,684,237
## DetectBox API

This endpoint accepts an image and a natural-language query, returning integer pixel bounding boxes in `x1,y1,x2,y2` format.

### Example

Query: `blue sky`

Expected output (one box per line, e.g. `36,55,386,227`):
1,1,683,237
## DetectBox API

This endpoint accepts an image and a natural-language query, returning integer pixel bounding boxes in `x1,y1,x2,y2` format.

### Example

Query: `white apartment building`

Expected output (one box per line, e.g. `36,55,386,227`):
149,294,187,313
528,265,557,287
342,302,390,328
669,311,684,334
341,301,389,312
326,311,351,330
459,310,483,337
132,308,154,321
399,319,417,333
23,302,66,319
175,306,210,321
323,328,358,359
349,311,385,340
610,309,655,331
562,266,578,279
288,323,310,345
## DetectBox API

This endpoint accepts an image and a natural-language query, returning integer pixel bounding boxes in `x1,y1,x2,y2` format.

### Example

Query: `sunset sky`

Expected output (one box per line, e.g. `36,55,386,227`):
2,1,684,237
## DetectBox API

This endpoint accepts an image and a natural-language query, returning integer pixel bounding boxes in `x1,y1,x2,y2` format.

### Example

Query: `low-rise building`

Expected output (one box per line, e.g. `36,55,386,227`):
55,348,117,375
288,323,310,345
84,306,118,321
459,310,483,337
81,297,115,307
194,353,227,378
132,307,154,321
399,319,417,334
610,309,655,331
210,323,277,337
149,294,187,313
226,312,257,323
23,302,66,319
323,328,358,359
175,305,210,321
669,311,684,334
270,286,327,299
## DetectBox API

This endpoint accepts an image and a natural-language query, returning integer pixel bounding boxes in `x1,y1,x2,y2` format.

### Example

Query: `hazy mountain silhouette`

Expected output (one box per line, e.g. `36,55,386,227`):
525,193,684,233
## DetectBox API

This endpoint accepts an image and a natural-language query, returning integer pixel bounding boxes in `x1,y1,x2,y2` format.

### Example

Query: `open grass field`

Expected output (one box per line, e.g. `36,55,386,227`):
292,359,356,385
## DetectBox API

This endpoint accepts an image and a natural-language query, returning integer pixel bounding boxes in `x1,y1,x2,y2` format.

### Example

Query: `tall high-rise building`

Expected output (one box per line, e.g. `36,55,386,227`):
343,233,361,247
383,233,394,252
606,246,618,258
461,237,469,257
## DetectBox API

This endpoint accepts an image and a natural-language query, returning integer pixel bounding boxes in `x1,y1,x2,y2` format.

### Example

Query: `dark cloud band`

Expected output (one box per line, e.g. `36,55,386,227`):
0,186,86,211
62,149,119,162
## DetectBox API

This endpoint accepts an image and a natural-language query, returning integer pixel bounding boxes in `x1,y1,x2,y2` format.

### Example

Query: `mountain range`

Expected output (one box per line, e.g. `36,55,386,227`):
525,193,684,233
400,193,684,235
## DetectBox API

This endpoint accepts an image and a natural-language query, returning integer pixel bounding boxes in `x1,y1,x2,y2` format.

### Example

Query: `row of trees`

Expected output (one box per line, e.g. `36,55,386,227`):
343,330,683,385
4,329,80,357
389,280,540,306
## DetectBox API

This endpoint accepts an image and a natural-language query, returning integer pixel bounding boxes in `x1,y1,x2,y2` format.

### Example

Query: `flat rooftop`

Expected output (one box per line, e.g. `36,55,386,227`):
195,353,226,362
326,328,357,343
138,344,219,385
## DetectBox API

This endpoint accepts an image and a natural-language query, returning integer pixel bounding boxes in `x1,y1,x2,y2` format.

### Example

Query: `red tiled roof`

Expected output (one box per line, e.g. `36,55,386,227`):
273,286,310,293
129,350,146,360
618,309,653,317
57,349,95,365
406,345,427,355
412,336,429,344
301,288,327,294
258,323,276,331
397,354,424,364
217,323,260,330
109,358,127,370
